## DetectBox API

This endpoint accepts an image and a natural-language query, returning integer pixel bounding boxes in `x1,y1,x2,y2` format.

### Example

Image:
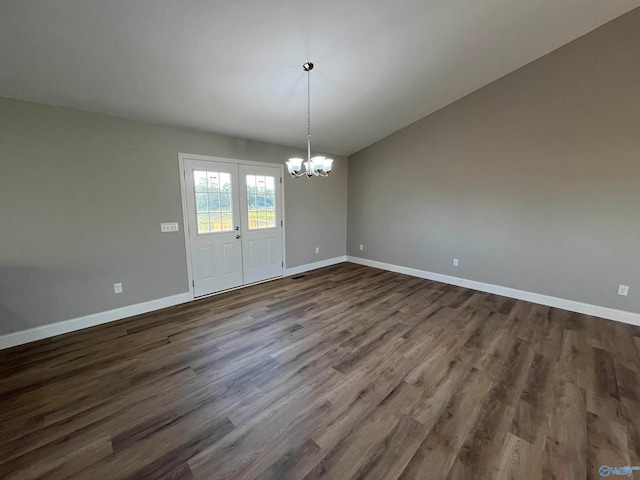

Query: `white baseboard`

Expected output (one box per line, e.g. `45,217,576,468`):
0,255,347,350
0,256,347,350
4,255,638,350
0,292,192,350
347,256,640,327
285,255,347,277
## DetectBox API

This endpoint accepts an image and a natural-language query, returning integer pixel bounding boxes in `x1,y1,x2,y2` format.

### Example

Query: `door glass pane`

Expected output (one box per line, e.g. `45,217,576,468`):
207,172,220,192
196,193,208,212
193,170,234,234
194,171,208,192
220,193,232,212
221,212,233,231
246,174,276,230
208,193,220,212
209,212,222,232
197,214,210,233
220,172,232,192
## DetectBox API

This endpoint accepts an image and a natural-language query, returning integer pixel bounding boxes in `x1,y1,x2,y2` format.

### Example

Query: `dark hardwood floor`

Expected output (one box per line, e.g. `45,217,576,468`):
1,263,639,479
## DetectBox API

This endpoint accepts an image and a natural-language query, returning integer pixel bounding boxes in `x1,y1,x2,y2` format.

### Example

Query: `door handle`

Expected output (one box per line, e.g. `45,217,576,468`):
236,234,242,239
235,226,240,231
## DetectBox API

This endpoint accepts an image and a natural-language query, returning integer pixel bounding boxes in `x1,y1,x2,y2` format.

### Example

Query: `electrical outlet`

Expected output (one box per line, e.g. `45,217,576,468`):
315,247,320,254
359,244,364,251
114,283,123,294
453,258,459,267
617,285,629,296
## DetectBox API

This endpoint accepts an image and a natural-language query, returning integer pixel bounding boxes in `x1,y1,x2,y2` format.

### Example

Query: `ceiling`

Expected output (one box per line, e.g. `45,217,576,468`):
1,1,638,156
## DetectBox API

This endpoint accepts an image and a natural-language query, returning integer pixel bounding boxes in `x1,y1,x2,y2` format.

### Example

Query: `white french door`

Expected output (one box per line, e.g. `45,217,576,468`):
182,156,283,297
184,160,243,296
239,164,284,284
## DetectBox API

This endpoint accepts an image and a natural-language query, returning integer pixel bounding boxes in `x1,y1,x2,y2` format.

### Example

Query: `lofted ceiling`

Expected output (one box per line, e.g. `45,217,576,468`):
1,1,638,156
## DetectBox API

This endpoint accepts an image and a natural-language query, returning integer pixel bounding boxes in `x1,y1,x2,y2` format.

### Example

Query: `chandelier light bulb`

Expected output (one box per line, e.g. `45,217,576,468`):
286,157,303,175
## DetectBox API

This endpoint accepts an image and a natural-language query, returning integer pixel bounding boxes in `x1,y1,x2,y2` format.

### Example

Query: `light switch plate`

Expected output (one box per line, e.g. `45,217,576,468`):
161,222,179,232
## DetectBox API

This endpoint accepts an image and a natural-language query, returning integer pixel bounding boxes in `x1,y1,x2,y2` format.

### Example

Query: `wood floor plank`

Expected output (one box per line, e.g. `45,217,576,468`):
310,349,416,451
446,392,516,479
68,391,240,480
586,412,630,480
1,263,639,479
254,439,325,480
398,367,494,479
614,361,640,460
541,381,587,480
509,353,553,445
352,414,426,480
495,432,532,480
188,392,332,479
3,436,113,480
304,406,401,480
0,366,198,462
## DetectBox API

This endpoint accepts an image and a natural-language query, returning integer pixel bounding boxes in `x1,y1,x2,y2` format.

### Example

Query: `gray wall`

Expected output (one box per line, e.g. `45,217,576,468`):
0,97,347,335
347,9,640,314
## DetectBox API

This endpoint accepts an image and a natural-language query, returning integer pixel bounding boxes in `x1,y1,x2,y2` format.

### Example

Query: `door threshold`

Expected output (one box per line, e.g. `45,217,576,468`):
193,274,284,300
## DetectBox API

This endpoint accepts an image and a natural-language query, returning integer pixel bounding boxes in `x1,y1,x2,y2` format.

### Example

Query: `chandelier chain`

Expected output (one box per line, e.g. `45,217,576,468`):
307,66,311,161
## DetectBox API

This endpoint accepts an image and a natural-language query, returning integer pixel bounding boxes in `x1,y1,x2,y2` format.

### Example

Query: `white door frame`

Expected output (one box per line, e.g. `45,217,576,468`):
178,152,286,300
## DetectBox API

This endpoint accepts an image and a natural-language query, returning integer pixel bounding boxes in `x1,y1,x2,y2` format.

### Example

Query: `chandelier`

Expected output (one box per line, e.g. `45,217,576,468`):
286,62,333,178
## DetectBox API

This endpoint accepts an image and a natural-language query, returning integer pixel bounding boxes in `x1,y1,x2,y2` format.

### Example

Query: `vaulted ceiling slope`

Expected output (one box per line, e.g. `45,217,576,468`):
1,1,638,156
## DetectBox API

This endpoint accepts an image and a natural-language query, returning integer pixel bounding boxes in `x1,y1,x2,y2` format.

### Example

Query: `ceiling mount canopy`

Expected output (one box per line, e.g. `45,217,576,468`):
286,62,333,178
